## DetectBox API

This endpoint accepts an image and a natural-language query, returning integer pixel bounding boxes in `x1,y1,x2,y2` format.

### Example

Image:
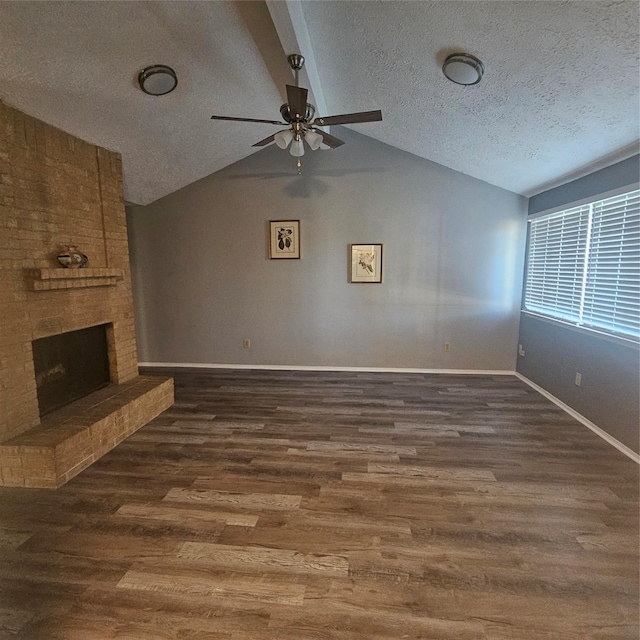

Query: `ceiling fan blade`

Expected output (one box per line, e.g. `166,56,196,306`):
252,134,276,147
286,85,308,119
314,110,382,126
317,131,345,149
211,115,283,125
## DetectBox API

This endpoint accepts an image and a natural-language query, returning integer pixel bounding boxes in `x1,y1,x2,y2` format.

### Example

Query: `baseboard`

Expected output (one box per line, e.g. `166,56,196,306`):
138,362,514,376
515,372,639,464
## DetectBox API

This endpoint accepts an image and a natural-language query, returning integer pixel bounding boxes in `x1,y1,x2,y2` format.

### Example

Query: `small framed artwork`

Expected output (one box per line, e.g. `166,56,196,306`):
270,220,300,259
350,244,383,283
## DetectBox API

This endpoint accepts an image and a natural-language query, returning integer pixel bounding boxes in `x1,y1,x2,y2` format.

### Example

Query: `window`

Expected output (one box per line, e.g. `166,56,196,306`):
524,188,640,341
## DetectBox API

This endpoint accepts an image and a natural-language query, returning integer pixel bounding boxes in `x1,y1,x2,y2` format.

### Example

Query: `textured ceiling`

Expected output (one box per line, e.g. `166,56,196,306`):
0,1,637,205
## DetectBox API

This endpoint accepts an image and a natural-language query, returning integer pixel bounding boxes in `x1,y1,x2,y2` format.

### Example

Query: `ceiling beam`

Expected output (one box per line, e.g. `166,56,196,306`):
266,0,329,120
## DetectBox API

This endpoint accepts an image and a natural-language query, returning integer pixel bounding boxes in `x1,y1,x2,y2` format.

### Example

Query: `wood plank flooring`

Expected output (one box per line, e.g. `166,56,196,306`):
0,368,637,639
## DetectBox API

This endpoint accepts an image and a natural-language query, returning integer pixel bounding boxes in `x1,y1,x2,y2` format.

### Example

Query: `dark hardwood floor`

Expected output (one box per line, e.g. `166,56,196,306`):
0,368,638,639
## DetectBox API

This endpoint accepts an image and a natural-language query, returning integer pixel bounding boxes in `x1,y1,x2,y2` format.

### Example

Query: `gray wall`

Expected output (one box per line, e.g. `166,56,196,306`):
529,155,639,215
127,128,527,371
518,155,640,453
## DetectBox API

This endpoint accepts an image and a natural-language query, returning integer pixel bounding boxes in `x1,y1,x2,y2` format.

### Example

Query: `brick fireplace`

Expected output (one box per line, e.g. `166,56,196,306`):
0,101,173,488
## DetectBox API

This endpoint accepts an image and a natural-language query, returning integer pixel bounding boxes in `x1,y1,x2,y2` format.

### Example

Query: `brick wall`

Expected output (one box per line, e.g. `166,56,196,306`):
0,101,139,443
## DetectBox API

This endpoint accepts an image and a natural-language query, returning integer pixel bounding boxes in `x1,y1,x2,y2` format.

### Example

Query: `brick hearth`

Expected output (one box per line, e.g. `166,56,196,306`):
0,376,173,488
0,101,174,487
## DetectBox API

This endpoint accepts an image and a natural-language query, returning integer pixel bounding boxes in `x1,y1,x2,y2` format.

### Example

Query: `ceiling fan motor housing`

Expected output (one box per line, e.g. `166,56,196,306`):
280,102,315,123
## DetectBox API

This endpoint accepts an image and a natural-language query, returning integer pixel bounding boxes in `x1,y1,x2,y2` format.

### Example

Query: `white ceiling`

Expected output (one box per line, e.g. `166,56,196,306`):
0,1,637,205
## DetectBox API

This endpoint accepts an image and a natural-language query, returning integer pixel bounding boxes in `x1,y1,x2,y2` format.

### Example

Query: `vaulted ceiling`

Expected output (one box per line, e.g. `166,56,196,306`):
0,1,637,205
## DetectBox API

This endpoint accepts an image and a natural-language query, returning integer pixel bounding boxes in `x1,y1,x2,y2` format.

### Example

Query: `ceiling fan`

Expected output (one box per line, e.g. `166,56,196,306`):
210,54,382,169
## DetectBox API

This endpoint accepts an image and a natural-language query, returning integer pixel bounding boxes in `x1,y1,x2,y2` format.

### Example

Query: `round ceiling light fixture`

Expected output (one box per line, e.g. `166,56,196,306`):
138,65,178,96
442,53,485,86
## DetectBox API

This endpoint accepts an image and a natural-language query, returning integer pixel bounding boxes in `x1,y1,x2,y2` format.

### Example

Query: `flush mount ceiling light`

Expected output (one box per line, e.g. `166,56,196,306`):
138,65,177,96
442,53,485,86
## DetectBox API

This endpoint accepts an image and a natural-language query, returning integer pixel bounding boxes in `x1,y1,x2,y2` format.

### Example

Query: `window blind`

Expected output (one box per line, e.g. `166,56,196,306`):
525,205,590,323
582,190,640,337
524,188,640,341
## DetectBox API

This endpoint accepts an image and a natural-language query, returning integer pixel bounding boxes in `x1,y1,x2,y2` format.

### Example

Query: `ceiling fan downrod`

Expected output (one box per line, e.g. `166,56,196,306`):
287,54,305,87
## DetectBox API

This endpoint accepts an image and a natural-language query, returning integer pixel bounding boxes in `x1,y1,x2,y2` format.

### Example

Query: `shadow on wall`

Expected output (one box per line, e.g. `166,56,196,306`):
225,167,387,198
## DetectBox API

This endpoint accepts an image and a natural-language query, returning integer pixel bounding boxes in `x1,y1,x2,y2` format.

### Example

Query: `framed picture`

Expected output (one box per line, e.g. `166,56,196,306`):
270,220,300,259
350,244,383,283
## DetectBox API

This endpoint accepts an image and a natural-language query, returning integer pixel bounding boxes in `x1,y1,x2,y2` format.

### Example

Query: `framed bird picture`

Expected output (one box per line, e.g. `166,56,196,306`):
350,244,382,283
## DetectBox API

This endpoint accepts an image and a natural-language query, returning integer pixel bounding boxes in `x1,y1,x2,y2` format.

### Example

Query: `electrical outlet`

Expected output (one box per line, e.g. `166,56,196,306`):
518,344,526,357
575,372,582,386
243,339,251,349
444,342,451,352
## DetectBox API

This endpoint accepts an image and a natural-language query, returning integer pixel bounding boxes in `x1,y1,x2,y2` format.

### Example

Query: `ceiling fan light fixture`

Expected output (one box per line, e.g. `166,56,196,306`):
304,129,323,151
442,53,484,86
274,129,293,149
138,65,178,96
289,135,305,157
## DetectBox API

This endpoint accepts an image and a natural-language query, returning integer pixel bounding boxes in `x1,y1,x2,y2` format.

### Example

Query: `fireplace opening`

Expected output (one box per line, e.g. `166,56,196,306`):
32,324,110,417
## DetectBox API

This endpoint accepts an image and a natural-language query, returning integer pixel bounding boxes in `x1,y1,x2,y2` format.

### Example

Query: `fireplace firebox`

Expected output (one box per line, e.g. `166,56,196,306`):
32,324,110,417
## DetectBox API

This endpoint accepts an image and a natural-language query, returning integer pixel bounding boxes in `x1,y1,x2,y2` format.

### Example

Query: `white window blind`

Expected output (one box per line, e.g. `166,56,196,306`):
525,205,590,323
583,191,640,337
524,188,640,341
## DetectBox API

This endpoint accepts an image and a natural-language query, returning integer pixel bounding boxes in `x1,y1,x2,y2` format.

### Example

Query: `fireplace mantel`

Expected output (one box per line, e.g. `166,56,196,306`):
31,268,124,291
